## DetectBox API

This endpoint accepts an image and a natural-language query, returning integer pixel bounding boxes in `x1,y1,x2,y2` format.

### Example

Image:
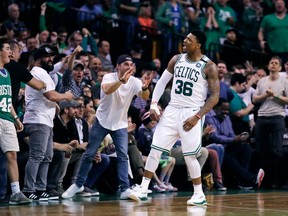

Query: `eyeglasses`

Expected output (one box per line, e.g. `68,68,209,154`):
77,105,85,109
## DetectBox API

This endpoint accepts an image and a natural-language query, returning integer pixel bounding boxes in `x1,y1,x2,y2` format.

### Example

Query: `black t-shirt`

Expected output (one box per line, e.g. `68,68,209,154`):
4,60,33,107
53,115,73,144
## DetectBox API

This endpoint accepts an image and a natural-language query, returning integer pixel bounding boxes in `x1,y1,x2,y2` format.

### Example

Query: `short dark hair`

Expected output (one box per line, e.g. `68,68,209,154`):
215,98,229,108
230,73,246,86
217,60,227,65
8,40,19,51
232,64,245,71
76,51,89,59
0,38,9,50
270,56,282,66
191,30,207,52
83,95,93,106
56,26,68,34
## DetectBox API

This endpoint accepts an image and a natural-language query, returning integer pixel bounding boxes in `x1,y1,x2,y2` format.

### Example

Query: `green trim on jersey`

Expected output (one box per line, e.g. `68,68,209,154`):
0,68,14,123
183,144,202,156
151,144,170,155
175,54,183,65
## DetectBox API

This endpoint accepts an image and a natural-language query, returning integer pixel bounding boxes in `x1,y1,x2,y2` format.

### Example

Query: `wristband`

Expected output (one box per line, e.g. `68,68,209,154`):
195,114,201,119
142,86,149,91
150,102,160,115
14,115,19,120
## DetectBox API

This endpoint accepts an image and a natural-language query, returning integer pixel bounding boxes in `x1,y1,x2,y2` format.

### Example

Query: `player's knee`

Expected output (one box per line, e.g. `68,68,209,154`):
184,154,197,163
149,148,162,161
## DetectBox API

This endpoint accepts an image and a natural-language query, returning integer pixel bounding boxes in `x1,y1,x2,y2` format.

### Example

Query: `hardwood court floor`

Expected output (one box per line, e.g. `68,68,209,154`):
3,190,288,216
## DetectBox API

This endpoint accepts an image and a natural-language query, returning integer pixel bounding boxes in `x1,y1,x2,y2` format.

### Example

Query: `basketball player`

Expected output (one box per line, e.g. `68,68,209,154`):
130,31,220,205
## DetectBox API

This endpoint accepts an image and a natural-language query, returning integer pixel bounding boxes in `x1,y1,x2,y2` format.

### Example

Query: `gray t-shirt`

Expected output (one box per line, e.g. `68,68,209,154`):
255,75,288,117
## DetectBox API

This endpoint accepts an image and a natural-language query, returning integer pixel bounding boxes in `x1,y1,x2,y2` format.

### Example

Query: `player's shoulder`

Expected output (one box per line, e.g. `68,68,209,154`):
204,59,217,70
171,54,182,63
203,60,217,77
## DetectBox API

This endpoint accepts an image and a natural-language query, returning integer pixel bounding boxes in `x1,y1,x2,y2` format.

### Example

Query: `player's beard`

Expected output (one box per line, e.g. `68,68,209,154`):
41,59,54,72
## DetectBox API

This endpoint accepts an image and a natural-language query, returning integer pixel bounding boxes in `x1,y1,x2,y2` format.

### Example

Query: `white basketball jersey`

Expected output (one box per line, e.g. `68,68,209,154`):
169,54,209,108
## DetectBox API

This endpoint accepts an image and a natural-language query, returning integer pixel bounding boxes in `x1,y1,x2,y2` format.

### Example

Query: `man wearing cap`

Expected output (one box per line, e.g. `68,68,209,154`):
59,46,87,97
0,38,48,203
62,54,152,200
59,60,85,97
22,44,74,201
130,31,220,205
46,99,80,197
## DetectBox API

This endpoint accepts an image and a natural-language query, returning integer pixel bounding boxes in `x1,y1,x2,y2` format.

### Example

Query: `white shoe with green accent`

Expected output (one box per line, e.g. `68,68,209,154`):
129,184,148,201
187,193,207,206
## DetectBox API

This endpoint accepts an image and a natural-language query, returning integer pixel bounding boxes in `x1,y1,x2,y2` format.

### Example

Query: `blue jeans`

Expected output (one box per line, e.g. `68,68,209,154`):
0,150,7,198
76,119,129,192
206,144,225,167
23,124,53,192
85,153,110,188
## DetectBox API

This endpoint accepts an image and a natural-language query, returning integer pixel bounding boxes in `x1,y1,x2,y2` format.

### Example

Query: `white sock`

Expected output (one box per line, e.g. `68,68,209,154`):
193,184,203,194
141,177,151,191
11,182,20,195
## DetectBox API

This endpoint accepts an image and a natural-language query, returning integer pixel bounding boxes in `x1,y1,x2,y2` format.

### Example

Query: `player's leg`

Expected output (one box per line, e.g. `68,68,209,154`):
181,117,207,205
130,110,179,201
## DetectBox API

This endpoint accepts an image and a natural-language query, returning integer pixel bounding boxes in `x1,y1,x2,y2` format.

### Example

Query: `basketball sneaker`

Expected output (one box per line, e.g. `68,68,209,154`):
129,185,148,201
187,193,207,206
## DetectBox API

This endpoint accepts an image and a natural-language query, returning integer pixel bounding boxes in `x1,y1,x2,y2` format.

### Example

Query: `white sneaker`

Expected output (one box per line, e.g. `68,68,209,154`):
120,188,133,200
62,184,84,199
129,185,148,201
153,184,166,193
187,193,207,206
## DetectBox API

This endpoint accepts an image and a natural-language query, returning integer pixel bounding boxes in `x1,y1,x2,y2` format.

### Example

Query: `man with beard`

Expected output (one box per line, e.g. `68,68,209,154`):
22,45,74,201
229,73,254,135
0,39,47,203
46,99,81,197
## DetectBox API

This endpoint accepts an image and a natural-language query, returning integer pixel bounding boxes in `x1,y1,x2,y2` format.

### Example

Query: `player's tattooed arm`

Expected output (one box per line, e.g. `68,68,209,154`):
197,61,220,117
